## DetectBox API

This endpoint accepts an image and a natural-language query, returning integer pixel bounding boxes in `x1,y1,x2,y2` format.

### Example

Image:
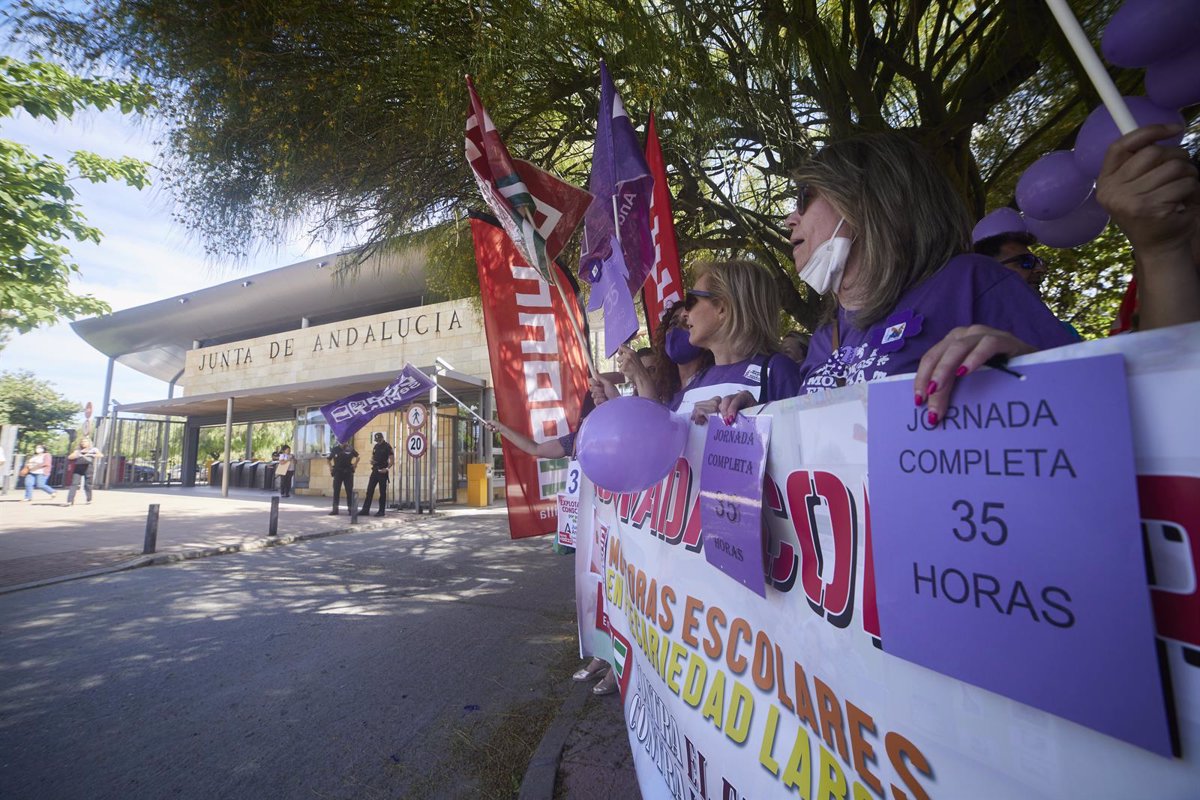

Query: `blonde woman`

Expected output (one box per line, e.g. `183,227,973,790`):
675,259,801,423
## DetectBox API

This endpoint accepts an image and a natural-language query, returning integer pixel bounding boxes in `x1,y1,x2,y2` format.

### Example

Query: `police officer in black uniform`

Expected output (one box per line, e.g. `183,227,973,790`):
360,432,395,517
327,440,359,515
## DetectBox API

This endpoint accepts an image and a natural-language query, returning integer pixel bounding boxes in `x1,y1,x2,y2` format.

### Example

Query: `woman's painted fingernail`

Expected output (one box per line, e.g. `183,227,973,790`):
926,380,938,396
956,365,969,377
927,411,939,426
914,393,923,406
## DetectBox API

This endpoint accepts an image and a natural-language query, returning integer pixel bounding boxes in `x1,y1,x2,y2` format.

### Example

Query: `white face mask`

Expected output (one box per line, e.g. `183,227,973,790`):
797,218,853,296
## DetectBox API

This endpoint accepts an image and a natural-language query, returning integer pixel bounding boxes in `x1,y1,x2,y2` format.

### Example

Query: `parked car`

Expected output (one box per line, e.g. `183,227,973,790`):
130,464,158,482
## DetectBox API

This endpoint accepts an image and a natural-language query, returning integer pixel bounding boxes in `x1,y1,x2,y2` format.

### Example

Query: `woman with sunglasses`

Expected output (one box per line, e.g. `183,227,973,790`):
765,132,1075,425
606,301,714,404
675,259,802,422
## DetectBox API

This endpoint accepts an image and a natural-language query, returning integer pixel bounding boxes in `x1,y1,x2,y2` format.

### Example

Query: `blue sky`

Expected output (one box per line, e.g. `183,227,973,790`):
1,100,350,409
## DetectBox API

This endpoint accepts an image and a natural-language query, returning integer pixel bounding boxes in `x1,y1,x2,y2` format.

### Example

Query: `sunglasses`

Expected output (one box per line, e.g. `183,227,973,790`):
683,289,716,310
796,184,813,215
1000,253,1046,272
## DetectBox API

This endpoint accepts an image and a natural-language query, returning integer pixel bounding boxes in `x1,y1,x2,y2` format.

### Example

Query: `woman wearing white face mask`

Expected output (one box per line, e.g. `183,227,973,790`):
779,133,1075,423
22,444,57,502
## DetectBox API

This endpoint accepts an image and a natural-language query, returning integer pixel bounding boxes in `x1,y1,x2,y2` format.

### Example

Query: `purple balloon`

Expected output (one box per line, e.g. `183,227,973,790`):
1146,45,1200,109
576,396,689,493
1025,193,1110,249
1015,151,1094,221
1073,97,1185,178
1101,0,1200,68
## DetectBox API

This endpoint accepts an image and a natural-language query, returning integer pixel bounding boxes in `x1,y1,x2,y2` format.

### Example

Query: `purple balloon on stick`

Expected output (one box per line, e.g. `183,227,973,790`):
1146,46,1200,109
1025,193,1110,249
1101,0,1200,68
1015,151,1095,222
576,396,689,493
1073,97,1185,178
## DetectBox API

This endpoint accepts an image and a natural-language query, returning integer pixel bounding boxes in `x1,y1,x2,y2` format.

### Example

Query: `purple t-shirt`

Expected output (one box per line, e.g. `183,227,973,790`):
799,254,1076,393
670,353,801,417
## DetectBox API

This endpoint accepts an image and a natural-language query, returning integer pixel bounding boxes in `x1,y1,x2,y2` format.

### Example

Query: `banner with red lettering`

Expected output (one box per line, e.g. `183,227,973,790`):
642,111,684,336
577,323,1200,798
472,215,589,539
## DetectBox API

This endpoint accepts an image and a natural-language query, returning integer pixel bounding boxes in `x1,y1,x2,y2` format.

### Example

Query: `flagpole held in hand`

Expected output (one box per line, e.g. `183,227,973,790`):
1043,0,1136,133
404,364,493,426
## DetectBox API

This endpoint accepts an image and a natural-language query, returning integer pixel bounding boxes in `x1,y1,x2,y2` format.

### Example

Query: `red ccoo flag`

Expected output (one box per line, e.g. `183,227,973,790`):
465,77,592,281
641,111,685,335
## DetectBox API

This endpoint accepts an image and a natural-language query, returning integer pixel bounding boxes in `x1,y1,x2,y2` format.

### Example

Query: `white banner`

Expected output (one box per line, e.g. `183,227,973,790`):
576,323,1200,799
576,469,615,664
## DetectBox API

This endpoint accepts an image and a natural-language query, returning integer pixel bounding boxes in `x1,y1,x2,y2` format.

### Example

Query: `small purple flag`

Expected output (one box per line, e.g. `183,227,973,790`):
586,235,640,357
320,363,435,443
580,62,655,297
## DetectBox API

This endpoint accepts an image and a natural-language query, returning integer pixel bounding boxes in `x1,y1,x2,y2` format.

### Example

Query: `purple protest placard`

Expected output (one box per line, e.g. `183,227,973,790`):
320,363,435,443
699,413,773,597
867,354,1173,756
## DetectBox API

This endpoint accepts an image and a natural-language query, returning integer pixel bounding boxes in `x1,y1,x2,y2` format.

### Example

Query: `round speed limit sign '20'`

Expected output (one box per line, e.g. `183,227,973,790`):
406,404,427,429
406,431,428,459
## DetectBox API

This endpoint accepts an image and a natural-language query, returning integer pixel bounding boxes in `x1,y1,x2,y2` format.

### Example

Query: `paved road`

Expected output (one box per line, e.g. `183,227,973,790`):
0,512,579,800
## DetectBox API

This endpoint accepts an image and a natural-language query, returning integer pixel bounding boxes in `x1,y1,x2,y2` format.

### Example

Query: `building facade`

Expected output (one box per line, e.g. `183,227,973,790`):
72,249,496,503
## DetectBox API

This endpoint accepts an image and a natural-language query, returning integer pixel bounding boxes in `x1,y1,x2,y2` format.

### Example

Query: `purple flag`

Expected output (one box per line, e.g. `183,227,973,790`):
580,62,655,297
586,235,640,356
320,363,435,443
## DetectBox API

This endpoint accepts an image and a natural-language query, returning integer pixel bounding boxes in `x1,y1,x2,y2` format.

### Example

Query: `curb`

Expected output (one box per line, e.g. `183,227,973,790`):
518,679,593,800
0,517,400,597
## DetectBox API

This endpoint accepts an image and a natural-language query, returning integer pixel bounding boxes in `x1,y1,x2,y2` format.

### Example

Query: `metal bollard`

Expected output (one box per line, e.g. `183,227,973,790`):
143,504,160,554
268,496,279,537
349,490,359,524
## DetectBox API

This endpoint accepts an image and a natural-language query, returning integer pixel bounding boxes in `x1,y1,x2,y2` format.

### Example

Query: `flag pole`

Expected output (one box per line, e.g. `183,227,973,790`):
1043,0,1137,133
431,381,491,426
517,207,599,379
550,267,599,378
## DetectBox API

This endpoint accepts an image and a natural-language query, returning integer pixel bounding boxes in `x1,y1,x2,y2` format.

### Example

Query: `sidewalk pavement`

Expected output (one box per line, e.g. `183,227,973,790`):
523,678,643,800
0,484,419,592
0,483,640,797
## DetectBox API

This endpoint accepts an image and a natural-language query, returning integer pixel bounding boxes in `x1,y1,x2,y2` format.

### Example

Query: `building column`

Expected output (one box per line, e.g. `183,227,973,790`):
98,356,116,488
482,386,494,507
181,422,199,488
100,357,115,424
428,379,438,514
222,398,234,498
161,368,183,482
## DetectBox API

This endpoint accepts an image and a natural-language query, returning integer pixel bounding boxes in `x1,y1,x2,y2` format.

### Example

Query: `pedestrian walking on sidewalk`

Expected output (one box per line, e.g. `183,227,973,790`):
276,445,295,497
22,444,58,502
66,437,103,505
360,432,394,517
327,440,358,515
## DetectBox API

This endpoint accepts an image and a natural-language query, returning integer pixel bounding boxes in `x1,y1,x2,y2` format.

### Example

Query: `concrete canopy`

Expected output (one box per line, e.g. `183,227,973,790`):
113,367,487,426
72,249,429,383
